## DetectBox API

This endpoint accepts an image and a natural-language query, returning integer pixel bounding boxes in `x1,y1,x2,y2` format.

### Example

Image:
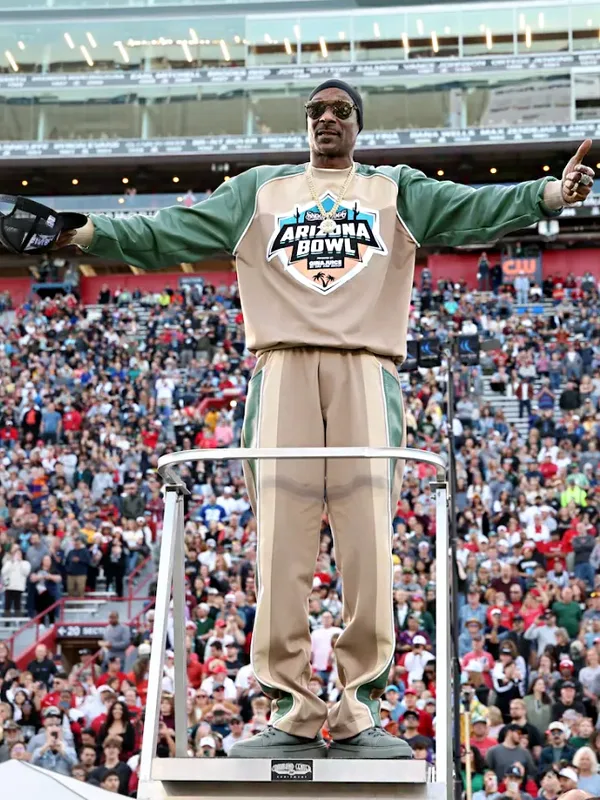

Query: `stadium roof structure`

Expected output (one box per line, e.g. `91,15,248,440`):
0,760,127,799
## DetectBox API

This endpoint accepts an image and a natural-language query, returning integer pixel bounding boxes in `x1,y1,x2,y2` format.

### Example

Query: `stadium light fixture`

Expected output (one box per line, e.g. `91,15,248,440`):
17,41,25,51
416,18,424,36
118,198,125,204
437,169,444,177
181,41,193,62
220,39,231,61
115,41,130,63
64,32,75,49
86,32,97,48
525,25,532,47
173,176,180,183
490,167,497,174
319,36,328,58
21,179,28,187
596,162,600,169
284,37,292,55
122,177,129,184
72,178,79,185
189,28,199,44
485,28,493,50
543,165,550,172
5,50,18,72
402,32,410,53
373,22,381,38
80,45,94,66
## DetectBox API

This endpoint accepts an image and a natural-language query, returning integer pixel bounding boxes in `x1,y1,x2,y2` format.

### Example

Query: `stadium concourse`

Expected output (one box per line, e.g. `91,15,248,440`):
0,273,600,798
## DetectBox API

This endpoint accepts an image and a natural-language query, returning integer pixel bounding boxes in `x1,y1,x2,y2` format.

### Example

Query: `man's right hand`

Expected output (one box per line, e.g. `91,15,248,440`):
55,218,94,249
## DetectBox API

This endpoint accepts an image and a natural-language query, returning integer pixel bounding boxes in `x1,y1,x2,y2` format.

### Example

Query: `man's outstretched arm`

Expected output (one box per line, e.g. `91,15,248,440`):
397,139,595,248
61,171,256,270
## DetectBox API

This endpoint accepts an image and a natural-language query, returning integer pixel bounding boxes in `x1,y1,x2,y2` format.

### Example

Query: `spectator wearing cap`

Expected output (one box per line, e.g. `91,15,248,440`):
408,595,435,638
485,723,535,780
498,763,535,800
524,609,559,657
31,712,77,776
483,608,511,661
491,645,525,721
383,686,403,723
399,688,434,738
470,715,498,758
505,614,533,665
462,633,495,690
497,698,543,761
27,706,74,754
552,680,586,721
538,722,575,776
463,664,491,710
401,709,427,749
402,635,435,684
201,661,237,701
557,766,579,794
222,717,248,755
0,720,23,763
554,656,584,698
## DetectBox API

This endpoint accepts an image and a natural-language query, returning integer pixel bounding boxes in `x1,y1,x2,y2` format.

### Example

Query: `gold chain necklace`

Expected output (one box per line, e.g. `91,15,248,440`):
305,162,356,234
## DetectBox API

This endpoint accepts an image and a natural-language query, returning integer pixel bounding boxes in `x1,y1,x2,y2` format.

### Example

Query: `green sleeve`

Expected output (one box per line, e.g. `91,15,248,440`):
84,171,257,269
396,166,562,247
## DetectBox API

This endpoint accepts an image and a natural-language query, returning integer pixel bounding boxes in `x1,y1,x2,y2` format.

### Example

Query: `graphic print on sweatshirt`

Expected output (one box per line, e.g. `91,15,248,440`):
266,194,388,295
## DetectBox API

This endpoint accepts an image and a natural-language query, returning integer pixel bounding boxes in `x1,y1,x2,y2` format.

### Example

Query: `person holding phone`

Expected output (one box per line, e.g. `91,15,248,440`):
31,722,77,776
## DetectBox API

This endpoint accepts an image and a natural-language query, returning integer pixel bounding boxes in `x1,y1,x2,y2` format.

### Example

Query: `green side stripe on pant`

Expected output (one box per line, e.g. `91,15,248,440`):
356,656,394,727
381,367,404,486
242,368,263,486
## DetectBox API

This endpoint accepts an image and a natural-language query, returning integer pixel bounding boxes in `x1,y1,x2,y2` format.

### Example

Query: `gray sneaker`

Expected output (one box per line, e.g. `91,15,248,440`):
228,726,328,759
328,727,414,759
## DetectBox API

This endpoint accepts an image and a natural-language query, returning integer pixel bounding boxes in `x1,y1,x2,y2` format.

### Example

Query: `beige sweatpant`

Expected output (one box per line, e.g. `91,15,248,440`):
242,347,405,740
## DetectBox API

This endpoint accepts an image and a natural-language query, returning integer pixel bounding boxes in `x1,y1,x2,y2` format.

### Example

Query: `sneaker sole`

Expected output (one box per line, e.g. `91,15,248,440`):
229,742,329,760
328,744,414,760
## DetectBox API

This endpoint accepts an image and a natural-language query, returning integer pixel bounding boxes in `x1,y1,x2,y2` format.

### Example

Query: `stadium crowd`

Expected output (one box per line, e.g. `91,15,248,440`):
0,267,599,798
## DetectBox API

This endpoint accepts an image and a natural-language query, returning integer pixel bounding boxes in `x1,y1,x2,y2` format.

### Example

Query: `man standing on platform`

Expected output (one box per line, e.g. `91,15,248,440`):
56,82,594,759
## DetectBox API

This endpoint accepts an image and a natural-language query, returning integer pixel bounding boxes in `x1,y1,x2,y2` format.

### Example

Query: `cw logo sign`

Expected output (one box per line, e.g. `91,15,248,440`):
501,257,538,276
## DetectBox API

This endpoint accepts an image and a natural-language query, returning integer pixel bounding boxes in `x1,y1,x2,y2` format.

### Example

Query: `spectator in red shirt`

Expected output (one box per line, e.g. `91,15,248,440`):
400,688,434,738
97,657,127,688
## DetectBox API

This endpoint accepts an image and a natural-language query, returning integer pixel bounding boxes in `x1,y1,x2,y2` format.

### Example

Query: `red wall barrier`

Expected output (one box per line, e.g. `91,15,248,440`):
425,249,600,289
2,277,33,306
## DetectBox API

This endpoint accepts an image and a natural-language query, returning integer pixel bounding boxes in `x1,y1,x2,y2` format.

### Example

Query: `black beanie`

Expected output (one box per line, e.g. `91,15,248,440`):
308,79,363,132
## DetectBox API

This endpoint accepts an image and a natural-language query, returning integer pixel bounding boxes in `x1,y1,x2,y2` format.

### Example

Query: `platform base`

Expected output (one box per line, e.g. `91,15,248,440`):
137,759,443,800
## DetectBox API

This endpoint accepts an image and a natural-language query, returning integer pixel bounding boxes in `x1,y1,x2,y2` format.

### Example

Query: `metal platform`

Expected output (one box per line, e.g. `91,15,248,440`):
139,447,451,800
139,759,444,800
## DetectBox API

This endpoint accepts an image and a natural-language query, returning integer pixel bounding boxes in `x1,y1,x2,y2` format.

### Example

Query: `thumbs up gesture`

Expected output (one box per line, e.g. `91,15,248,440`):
561,139,595,205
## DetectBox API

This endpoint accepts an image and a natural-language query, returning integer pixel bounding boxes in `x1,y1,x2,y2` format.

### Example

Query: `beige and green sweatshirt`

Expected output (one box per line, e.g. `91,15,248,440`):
85,163,561,360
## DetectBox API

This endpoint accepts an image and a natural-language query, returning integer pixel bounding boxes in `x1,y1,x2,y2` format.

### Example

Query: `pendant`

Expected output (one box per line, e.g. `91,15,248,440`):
319,218,336,234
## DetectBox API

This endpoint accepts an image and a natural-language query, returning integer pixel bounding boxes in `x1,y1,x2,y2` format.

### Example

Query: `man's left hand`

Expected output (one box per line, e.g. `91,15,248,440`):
562,139,595,205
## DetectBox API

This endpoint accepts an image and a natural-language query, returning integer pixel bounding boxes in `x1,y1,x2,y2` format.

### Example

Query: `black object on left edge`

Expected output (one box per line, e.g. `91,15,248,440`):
0,194,87,255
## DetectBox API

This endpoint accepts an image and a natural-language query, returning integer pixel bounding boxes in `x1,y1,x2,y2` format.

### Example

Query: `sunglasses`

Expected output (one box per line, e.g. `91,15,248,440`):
305,100,357,121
